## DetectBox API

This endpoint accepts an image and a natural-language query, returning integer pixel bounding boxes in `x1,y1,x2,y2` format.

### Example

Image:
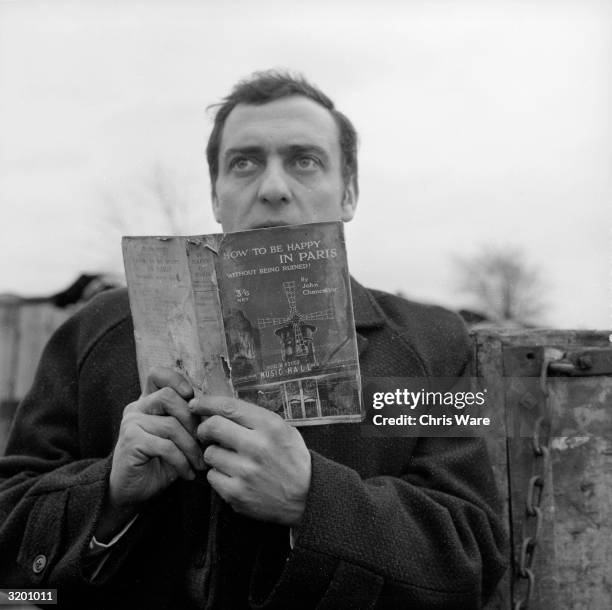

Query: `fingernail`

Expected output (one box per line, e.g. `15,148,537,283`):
180,382,193,397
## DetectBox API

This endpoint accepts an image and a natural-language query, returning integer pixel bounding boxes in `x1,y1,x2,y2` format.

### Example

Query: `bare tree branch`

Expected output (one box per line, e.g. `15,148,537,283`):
455,245,547,325
99,162,204,237
90,162,208,277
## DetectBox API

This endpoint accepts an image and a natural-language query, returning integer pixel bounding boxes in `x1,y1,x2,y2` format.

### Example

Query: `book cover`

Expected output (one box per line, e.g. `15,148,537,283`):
122,221,362,425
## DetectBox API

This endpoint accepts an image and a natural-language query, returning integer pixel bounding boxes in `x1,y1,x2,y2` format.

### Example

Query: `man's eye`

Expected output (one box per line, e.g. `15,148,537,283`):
293,156,319,171
230,158,257,172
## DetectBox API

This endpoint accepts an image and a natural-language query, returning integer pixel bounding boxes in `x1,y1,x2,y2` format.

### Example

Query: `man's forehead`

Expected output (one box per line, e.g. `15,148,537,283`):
219,95,340,151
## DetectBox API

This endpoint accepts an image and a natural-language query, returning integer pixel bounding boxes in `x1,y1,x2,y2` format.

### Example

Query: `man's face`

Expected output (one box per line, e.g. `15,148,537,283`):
212,95,357,232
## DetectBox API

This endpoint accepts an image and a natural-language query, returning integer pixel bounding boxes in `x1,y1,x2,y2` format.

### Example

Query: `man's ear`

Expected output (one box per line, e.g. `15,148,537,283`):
211,191,222,224
340,179,358,222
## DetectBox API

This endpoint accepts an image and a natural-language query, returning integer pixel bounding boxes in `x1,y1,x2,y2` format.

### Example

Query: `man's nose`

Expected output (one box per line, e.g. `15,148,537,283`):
257,162,291,206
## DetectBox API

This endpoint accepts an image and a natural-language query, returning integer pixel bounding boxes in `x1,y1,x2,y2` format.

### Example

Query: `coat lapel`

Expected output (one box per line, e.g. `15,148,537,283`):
350,277,385,358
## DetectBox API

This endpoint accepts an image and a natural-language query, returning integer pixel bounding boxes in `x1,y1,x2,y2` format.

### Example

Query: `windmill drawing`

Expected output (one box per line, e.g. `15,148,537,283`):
257,281,335,364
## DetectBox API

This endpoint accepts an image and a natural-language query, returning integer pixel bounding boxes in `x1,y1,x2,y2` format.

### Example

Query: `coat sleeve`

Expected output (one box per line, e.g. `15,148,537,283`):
0,307,166,599
248,301,508,609
0,311,111,587
248,438,508,609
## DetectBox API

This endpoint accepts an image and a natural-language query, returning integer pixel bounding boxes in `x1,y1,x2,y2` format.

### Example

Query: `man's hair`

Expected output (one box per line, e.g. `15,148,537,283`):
206,70,359,198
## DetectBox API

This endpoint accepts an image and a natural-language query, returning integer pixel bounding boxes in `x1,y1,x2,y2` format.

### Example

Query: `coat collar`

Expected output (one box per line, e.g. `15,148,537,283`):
350,277,386,330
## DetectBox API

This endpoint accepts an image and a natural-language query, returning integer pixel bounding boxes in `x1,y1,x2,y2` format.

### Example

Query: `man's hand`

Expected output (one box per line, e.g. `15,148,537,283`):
108,367,205,509
95,368,204,542
190,396,311,527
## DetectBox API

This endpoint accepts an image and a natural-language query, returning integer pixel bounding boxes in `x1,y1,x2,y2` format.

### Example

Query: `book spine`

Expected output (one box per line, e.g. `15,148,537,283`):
185,236,234,397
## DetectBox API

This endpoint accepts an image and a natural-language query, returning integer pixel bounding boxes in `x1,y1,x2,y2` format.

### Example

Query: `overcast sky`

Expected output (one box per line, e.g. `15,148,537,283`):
1,0,610,329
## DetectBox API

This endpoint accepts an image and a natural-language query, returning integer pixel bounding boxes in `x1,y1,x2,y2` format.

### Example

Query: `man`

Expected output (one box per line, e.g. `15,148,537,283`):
0,70,507,608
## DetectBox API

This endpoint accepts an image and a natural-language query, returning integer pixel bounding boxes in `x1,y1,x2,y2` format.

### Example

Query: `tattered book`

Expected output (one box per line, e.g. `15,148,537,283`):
122,221,362,425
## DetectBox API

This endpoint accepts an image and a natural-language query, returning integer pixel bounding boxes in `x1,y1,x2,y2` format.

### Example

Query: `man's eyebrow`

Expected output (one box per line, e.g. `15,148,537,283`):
283,144,330,161
223,146,264,161
222,144,330,162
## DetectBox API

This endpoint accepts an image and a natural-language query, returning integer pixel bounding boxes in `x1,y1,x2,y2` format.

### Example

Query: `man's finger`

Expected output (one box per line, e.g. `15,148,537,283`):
144,366,194,400
207,468,240,505
127,387,199,436
139,430,196,481
203,444,248,478
197,414,252,452
136,415,205,473
189,395,278,430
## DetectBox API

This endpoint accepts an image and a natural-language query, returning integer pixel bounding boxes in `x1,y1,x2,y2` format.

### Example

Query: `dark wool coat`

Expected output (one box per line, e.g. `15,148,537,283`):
0,280,507,609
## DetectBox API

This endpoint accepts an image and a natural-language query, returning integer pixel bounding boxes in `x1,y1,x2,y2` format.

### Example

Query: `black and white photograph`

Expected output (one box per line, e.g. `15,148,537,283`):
0,1,610,608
